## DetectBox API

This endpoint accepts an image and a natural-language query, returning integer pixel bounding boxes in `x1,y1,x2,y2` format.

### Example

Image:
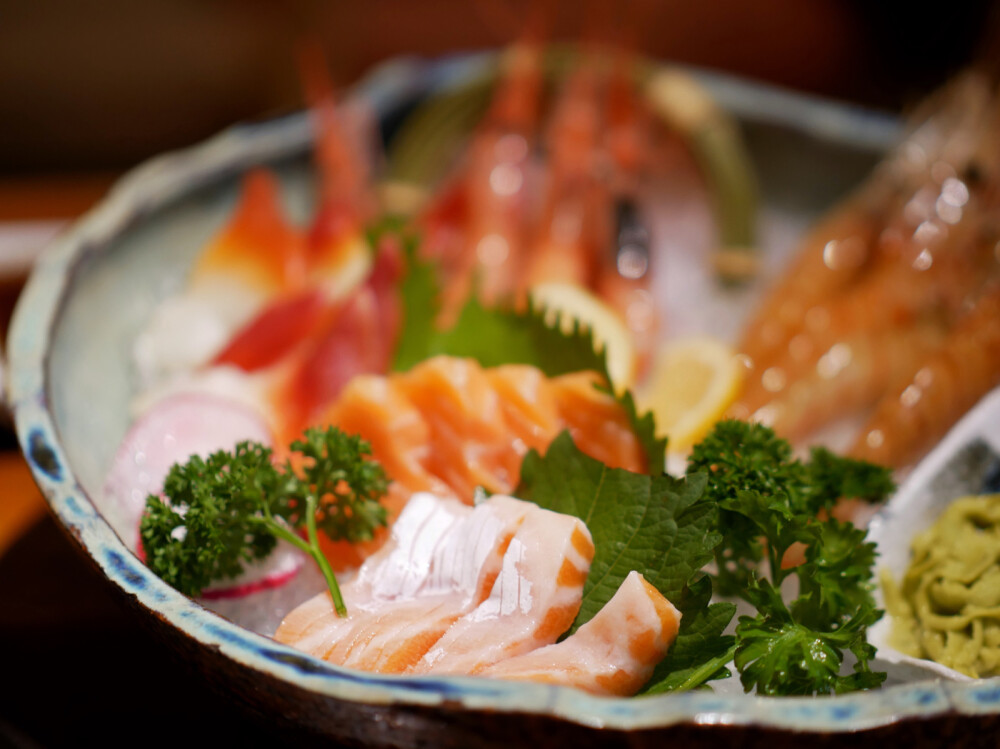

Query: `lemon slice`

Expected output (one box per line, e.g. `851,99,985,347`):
529,281,636,390
640,336,744,451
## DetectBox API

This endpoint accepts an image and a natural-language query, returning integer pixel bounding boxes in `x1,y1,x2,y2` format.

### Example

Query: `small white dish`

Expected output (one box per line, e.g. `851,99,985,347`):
867,386,1000,682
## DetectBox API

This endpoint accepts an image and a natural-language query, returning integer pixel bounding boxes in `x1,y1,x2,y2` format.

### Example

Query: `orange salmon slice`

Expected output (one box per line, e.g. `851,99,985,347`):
412,504,593,675
274,493,532,669
480,570,681,695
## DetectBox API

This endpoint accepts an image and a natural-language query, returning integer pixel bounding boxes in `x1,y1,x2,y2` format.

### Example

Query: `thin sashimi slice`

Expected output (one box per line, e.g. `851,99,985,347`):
274,493,530,672
212,288,330,373
315,356,647,521
485,365,562,454
275,493,470,656
314,374,450,571
276,242,404,438
396,357,524,499
322,375,451,499
550,370,646,472
480,570,681,696
339,496,534,673
413,504,593,675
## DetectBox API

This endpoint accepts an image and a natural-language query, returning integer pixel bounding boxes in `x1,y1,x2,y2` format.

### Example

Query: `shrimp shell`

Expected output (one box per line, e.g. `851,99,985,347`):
849,280,1000,468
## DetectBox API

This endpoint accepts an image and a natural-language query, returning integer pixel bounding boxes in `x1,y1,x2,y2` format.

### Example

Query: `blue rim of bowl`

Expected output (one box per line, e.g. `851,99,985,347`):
8,51,999,734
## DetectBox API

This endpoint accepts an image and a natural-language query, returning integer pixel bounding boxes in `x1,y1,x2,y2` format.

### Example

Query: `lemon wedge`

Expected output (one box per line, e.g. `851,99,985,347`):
640,336,744,452
529,281,636,390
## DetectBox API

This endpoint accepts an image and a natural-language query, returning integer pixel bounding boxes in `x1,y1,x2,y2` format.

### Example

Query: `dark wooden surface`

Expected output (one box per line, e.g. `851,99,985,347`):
0,469,319,748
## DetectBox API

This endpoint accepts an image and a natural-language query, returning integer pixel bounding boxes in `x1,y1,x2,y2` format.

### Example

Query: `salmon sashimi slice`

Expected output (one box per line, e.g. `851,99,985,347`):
274,493,531,671
550,370,646,472
480,570,681,696
336,498,533,673
322,375,450,500
412,503,594,675
484,365,563,455
396,357,525,499
315,356,645,509
275,493,470,657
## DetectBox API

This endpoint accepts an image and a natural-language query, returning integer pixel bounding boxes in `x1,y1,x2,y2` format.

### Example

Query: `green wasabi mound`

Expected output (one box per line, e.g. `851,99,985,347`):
883,493,1000,678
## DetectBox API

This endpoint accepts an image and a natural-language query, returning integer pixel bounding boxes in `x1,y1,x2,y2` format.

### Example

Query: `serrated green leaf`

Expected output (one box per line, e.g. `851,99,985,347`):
430,296,611,376
389,228,441,372
642,576,736,693
517,431,719,636
613,388,667,476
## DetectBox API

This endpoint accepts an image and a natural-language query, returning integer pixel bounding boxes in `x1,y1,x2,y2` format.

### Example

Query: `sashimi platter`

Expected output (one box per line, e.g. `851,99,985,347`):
9,45,1000,746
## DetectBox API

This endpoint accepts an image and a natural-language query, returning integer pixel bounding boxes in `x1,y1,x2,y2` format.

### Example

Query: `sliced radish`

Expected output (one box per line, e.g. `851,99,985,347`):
201,541,304,599
104,392,306,596
103,392,273,549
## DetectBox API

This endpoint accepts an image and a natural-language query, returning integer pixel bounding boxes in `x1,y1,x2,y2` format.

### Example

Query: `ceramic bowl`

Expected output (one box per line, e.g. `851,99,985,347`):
9,52,1000,747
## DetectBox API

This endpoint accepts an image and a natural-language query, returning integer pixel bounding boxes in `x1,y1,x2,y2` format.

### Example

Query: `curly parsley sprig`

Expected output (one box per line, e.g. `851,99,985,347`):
139,426,389,616
687,419,894,695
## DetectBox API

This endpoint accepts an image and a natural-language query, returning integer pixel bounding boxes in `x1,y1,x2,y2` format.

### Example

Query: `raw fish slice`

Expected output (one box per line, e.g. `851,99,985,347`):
480,570,681,695
485,365,562,454
321,375,450,500
313,372,450,570
134,170,306,385
277,493,470,656
413,504,593,675
212,288,330,373
275,494,530,670
398,357,524,498
550,371,646,472
275,242,404,437
315,357,645,520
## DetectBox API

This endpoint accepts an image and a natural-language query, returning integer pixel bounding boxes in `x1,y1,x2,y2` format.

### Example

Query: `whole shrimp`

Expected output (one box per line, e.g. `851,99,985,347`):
849,276,1000,468
738,72,997,377
594,46,661,377
521,50,605,291
730,80,1000,436
437,35,544,325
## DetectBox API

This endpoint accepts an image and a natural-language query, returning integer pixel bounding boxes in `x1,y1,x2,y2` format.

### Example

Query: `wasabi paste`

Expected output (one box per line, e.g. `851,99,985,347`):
883,494,1000,678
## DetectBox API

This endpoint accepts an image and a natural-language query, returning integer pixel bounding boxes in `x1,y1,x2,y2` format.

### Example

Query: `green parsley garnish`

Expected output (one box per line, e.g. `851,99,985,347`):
687,419,894,695
139,426,389,617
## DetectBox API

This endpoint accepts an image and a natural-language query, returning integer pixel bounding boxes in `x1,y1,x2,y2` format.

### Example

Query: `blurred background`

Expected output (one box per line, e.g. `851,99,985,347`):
1,0,998,174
